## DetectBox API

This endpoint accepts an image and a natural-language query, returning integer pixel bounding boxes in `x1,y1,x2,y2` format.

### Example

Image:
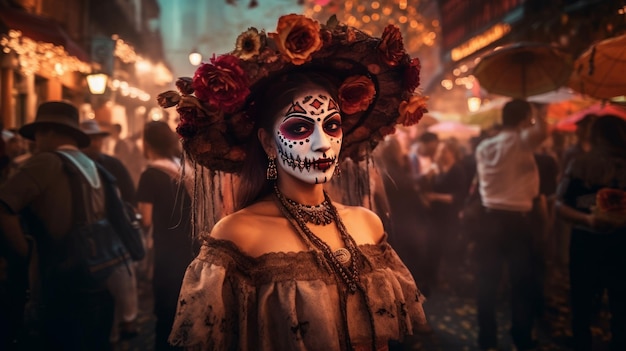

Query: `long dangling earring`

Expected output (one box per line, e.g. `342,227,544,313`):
266,156,278,180
333,160,341,177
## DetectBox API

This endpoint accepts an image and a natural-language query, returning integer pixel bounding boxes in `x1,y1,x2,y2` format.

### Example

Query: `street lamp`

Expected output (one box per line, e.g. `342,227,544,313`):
188,48,202,66
86,72,108,94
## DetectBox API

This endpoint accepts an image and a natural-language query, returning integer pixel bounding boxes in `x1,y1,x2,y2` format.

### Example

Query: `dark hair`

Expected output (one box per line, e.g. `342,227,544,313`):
236,70,339,210
417,131,438,143
589,114,626,151
143,121,180,159
502,99,531,128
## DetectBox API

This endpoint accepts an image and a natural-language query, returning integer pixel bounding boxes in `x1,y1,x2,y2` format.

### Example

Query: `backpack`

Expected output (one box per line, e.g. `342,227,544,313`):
96,163,146,262
55,151,145,288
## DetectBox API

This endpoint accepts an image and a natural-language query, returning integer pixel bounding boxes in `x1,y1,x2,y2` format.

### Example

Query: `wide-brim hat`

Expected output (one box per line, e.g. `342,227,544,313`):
157,14,427,173
80,119,111,137
20,101,90,148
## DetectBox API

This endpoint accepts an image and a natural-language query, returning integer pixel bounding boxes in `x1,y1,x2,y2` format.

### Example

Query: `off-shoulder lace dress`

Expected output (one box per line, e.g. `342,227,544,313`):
169,235,427,351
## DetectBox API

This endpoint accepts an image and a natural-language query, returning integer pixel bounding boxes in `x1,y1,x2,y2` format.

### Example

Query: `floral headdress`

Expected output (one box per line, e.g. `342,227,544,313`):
158,14,428,173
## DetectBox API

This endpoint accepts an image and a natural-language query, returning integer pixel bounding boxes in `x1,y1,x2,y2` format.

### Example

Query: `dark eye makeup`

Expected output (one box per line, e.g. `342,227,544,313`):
280,119,314,140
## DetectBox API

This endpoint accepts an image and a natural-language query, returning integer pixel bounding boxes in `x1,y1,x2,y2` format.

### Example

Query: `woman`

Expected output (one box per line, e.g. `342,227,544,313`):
158,14,429,350
556,115,626,351
136,121,196,351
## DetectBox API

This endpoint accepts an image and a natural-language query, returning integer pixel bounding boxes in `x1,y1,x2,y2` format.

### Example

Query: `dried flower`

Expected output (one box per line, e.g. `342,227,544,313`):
338,75,376,115
379,25,405,66
157,91,181,109
233,28,265,61
269,14,322,65
398,95,428,126
406,58,421,92
192,54,250,113
176,77,194,95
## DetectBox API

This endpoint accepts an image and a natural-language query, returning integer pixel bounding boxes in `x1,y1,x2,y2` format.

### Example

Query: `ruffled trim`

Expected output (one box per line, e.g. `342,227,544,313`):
169,234,427,350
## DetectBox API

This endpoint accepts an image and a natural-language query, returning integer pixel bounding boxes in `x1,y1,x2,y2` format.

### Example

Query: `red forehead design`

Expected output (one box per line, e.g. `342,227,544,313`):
285,102,307,115
309,98,323,110
328,99,339,112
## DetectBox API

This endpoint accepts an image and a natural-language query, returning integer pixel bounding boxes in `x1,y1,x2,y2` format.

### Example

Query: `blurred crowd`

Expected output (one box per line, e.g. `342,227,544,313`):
373,99,626,351
0,102,195,351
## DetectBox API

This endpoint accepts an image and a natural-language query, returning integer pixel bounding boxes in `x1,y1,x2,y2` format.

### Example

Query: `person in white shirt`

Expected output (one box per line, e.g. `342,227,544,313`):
474,99,548,351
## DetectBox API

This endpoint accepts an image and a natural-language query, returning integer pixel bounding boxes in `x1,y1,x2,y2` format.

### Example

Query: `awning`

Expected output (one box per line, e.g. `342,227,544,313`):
0,6,89,62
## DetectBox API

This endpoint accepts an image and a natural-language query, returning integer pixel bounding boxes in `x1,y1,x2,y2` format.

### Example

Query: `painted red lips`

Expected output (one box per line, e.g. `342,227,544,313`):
314,159,334,171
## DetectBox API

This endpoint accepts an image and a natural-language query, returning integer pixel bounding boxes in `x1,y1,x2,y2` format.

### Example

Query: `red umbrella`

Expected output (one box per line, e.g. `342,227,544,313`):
555,103,626,132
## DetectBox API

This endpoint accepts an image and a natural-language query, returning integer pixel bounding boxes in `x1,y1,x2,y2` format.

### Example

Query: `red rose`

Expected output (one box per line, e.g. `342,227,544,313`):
175,105,199,138
379,25,406,66
338,76,376,115
192,55,250,114
596,188,626,214
406,57,421,92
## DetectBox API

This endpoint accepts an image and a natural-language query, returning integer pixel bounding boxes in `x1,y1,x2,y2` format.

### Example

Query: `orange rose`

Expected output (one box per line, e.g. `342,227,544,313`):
379,24,406,66
398,95,428,126
269,14,322,65
338,76,376,115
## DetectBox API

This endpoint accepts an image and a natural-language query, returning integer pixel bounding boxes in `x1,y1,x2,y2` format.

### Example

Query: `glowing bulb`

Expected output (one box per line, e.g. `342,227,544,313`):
188,51,202,66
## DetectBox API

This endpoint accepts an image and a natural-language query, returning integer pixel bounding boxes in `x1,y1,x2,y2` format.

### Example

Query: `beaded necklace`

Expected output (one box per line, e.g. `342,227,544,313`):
273,183,361,293
282,196,334,226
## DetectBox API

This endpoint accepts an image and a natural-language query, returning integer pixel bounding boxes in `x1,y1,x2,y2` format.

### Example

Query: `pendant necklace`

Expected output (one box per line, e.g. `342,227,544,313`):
273,183,361,292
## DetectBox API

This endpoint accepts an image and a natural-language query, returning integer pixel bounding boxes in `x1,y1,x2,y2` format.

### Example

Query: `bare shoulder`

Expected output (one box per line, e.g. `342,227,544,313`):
209,203,269,253
210,210,255,241
335,202,385,245
209,199,301,256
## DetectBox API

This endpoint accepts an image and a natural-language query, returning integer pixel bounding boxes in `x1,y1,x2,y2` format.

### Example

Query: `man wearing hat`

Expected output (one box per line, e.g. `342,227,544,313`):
0,101,114,350
81,120,136,205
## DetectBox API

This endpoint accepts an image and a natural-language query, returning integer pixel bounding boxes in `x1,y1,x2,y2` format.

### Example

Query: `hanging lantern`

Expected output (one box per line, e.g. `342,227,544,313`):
86,73,108,94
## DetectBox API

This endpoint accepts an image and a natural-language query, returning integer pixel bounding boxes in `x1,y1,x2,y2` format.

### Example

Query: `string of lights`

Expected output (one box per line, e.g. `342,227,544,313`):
305,0,439,56
0,30,92,76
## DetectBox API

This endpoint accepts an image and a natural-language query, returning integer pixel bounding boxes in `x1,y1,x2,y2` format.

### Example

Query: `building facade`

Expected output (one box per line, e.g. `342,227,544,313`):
0,0,172,138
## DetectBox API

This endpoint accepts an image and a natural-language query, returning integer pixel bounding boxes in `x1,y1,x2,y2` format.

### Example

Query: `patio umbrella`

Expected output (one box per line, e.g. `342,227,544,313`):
554,103,626,132
568,33,626,100
473,42,573,99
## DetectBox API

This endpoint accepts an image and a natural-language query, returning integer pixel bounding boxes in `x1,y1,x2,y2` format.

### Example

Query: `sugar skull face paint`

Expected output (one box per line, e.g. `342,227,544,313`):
273,89,342,184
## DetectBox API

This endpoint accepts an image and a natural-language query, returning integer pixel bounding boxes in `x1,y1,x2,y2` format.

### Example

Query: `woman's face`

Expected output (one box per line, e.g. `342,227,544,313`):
272,88,342,184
